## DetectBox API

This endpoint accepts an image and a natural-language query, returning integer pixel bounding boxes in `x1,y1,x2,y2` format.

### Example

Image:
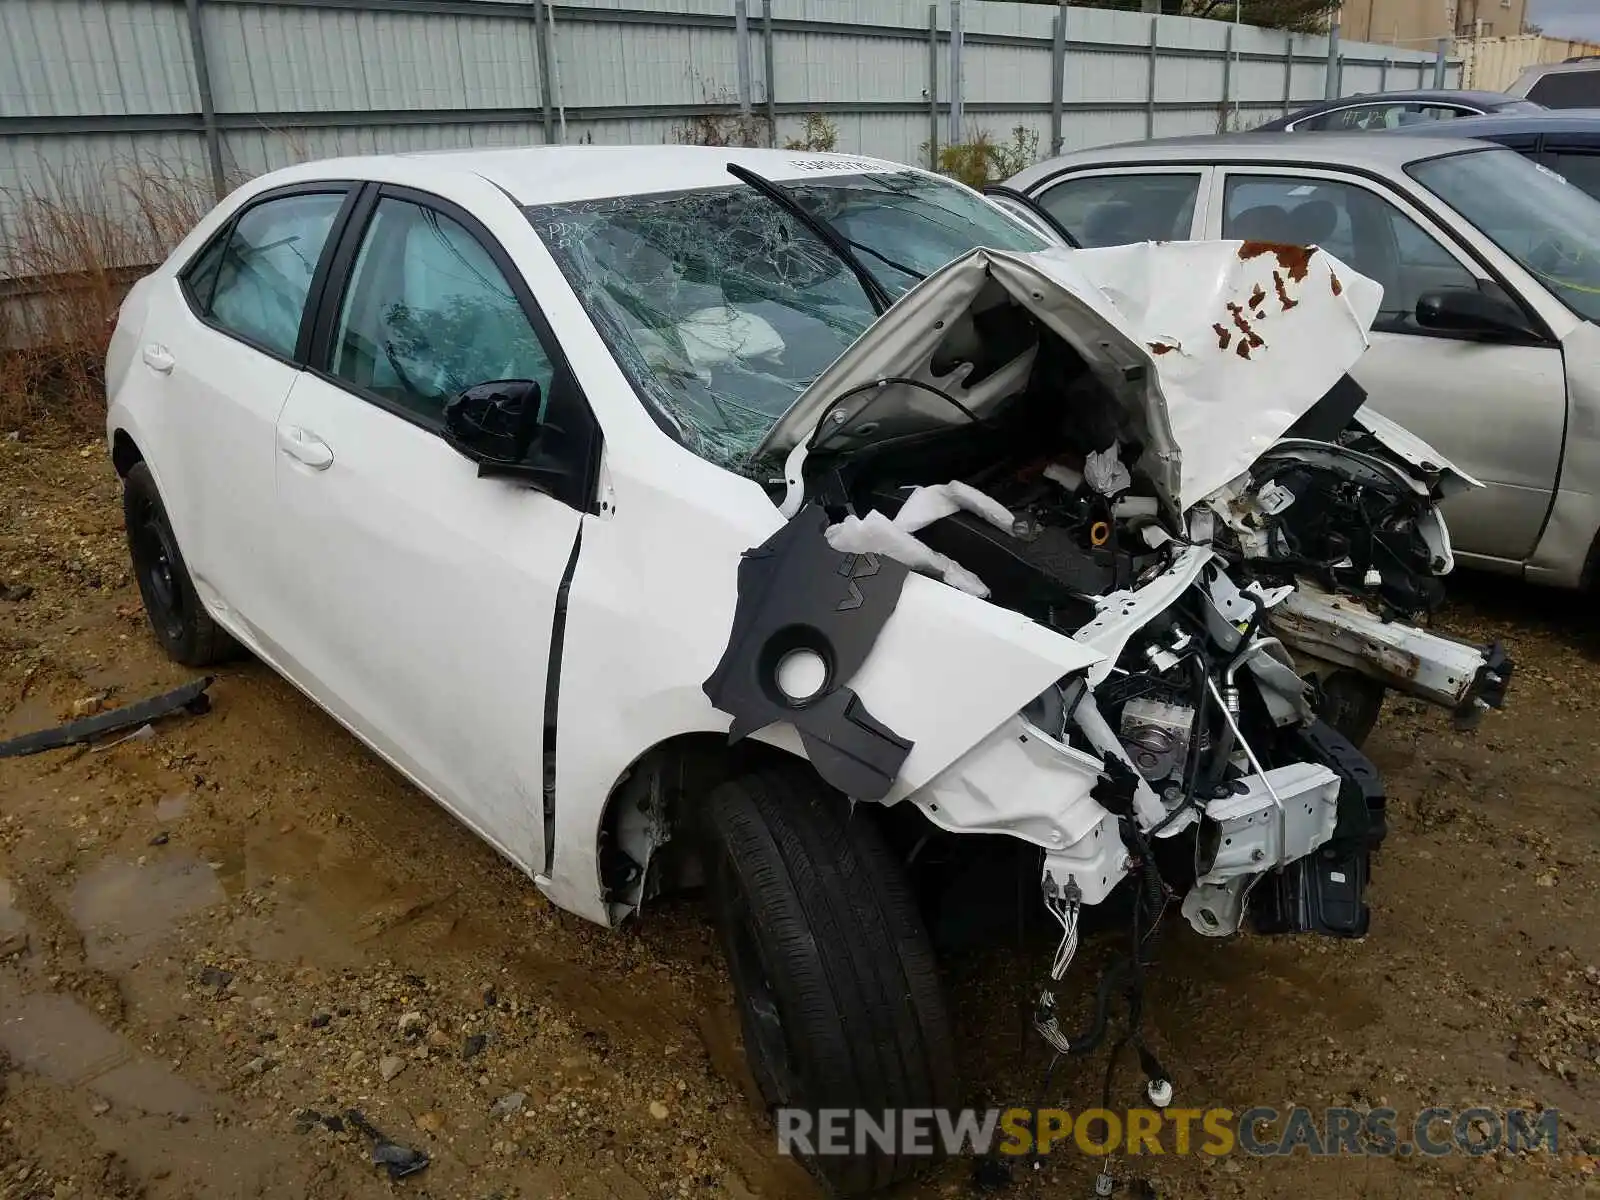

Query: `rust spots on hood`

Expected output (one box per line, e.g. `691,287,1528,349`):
1248,284,1266,311
1148,341,1177,356
1225,301,1266,361
1238,241,1315,283
1330,271,1344,297
1213,322,1232,351
1273,269,1298,313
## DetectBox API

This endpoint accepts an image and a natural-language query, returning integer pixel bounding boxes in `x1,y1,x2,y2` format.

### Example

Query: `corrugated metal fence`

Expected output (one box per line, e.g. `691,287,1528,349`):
0,0,1457,279
1458,33,1600,91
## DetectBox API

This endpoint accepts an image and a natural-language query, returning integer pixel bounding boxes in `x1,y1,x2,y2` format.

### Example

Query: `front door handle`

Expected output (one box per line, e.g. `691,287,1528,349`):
277,425,334,471
142,344,175,374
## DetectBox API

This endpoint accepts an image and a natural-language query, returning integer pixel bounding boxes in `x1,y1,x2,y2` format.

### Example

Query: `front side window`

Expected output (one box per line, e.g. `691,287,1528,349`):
526,170,1045,469
1036,173,1200,247
1222,174,1476,332
190,191,346,358
1410,147,1600,322
328,197,555,424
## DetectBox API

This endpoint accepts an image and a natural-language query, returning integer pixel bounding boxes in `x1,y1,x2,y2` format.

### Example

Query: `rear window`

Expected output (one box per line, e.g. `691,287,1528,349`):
1526,71,1600,108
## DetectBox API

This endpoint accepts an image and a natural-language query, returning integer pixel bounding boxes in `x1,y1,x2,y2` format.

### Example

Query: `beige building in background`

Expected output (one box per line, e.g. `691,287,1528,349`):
1339,0,1530,46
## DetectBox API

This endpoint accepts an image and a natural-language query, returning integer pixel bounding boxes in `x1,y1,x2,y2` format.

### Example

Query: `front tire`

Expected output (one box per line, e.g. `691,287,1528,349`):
122,462,236,667
702,766,958,1196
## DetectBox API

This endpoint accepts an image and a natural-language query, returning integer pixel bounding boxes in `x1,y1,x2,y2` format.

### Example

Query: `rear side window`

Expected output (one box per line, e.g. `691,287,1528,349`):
1527,71,1600,108
1035,173,1200,247
184,192,347,359
1307,104,1405,131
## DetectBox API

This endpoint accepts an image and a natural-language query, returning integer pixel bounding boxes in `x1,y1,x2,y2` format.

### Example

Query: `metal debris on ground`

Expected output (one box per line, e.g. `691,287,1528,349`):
0,676,213,759
345,1109,430,1181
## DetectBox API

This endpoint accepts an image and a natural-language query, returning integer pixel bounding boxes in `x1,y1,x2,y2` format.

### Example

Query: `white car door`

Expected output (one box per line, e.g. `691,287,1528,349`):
139,186,355,637
266,185,598,873
1206,166,1567,565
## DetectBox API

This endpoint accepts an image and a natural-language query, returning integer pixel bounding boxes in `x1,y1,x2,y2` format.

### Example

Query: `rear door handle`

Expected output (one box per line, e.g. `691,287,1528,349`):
277,425,334,471
142,344,174,374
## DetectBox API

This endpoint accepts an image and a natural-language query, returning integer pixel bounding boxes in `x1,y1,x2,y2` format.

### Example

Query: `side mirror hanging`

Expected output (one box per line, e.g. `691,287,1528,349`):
443,379,543,465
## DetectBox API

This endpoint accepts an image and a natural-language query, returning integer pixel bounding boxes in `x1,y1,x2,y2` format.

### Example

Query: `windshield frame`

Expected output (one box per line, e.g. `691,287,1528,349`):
1404,144,1600,326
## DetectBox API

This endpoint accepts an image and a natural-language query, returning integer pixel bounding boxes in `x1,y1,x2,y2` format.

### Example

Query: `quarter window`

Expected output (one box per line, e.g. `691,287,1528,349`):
328,198,555,424
1035,173,1201,247
1222,175,1476,333
187,192,347,358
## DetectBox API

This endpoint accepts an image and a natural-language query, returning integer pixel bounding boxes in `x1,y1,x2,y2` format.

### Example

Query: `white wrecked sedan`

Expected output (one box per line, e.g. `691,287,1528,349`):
108,146,1440,1193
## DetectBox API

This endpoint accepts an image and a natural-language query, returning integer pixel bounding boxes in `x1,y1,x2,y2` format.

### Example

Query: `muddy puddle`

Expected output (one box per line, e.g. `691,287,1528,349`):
67,857,226,970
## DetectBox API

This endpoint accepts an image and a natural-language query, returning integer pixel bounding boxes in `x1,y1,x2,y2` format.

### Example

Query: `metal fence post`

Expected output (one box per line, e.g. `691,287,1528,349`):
1282,35,1294,117
1221,23,1233,133
1324,20,1340,99
927,4,939,168
184,0,225,199
1380,55,1390,92
734,0,752,115
1433,37,1448,88
762,0,777,146
948,0,963,146
534,1,555,143
1049,3,1066,156
1145,18,1158,140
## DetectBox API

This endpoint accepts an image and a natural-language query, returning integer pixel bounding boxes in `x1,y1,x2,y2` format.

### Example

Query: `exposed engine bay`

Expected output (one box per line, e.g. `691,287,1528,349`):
702,240,1501,1099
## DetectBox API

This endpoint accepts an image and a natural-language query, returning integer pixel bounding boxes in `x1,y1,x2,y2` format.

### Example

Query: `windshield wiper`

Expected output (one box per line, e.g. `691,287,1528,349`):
726,163,895,316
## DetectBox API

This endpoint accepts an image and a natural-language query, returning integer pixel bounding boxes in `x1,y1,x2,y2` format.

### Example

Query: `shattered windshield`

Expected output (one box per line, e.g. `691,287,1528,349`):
526,171,1046,470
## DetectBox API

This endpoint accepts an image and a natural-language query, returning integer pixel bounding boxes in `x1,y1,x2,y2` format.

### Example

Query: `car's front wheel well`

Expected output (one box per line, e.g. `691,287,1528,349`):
595,733,813,914
110,429,143,478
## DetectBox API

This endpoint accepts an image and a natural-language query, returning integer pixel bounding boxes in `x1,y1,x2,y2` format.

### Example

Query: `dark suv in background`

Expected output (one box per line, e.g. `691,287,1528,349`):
1507,59,1600,109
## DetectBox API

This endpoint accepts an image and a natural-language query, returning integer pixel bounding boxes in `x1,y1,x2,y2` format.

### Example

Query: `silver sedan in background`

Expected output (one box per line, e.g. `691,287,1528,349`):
995,134,1600,592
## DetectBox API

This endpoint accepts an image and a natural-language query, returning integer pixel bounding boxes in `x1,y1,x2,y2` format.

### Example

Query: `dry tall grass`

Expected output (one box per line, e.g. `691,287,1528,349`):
0,161,216,440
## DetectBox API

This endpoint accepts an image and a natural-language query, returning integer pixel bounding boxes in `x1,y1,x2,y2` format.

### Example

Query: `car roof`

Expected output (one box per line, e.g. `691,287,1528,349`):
1517,59,1600,80
1268,89,1530,119
1006,132,1500,190
257,145,922,207
1382,108,1600,139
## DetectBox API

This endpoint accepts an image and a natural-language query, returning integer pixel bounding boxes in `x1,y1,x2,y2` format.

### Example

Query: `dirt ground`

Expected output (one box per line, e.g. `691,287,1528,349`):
0,432,1596,1200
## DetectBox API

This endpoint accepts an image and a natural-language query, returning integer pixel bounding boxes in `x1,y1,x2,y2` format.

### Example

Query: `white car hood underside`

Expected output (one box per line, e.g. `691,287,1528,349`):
756,241,1384,512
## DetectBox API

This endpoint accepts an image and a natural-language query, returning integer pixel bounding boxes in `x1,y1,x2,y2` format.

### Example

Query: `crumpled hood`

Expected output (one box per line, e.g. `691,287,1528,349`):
755,241,1384,511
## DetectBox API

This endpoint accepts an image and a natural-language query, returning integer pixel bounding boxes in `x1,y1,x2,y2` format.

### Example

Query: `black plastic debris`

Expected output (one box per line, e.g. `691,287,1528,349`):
345,1109,430,1181
971,1154,1014,1191
196,965,234,994
0,676,213,759
461,1033,487,1060
0,582,33,603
